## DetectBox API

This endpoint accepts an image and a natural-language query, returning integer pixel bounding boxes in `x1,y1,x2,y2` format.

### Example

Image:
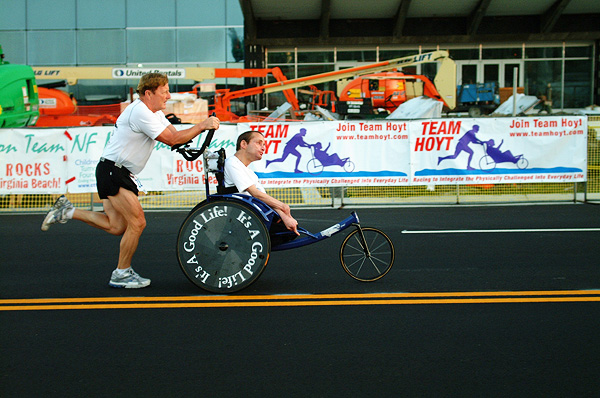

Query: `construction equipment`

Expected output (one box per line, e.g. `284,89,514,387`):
454,82,499,117
35,83,118,127
0,45,39,128
30,50,456,123
334,52,456,117
215,51,455,120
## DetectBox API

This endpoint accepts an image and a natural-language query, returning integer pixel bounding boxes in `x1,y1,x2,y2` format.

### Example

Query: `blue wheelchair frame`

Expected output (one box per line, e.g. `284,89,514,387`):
172,125,394,291
203,192,360,252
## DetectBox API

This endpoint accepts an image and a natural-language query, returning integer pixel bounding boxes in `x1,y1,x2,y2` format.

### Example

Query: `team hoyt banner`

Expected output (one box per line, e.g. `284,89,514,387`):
0,116,587,194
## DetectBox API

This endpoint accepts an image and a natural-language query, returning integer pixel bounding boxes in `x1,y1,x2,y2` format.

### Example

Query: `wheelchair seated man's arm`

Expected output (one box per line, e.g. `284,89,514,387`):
224,130,299,236
245,185,299,235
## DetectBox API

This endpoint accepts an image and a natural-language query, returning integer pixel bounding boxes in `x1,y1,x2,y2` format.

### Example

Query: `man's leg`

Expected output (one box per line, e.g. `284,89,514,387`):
103,188,146,269
72,201,126,235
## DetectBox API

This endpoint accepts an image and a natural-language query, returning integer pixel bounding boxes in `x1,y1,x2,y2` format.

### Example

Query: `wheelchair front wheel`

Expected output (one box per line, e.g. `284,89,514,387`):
343,160,355,173
176,200,271,293
517,156,529,169
340,227,394,282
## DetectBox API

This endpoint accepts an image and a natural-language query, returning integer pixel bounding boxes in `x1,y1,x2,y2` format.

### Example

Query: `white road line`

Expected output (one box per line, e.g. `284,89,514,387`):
402,228,600,234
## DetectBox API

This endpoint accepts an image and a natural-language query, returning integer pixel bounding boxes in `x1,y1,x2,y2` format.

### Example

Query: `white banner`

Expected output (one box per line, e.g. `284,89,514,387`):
240,120,411,187
0,116,587,194
0,129,69,194
411,116,587,185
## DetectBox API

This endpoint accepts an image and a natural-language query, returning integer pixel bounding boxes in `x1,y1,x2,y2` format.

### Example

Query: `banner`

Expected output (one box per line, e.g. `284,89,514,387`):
239,120,411,187
0,116,587,194
0,129,69,194
412,117,587,185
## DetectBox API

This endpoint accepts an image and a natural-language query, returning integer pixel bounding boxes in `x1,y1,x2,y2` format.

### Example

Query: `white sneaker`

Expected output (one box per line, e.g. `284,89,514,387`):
108,268,151,289
41,195,73,231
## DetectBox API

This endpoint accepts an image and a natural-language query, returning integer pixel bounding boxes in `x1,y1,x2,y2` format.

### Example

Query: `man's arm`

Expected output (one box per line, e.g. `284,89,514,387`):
246,185,299,235
155,116,220,147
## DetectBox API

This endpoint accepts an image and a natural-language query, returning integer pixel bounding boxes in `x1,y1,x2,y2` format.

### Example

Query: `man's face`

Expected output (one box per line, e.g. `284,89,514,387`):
147,83,171,112
245,133,266,161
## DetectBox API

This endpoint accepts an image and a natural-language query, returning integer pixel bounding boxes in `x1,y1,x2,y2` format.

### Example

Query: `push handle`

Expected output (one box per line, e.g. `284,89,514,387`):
172,112,217,161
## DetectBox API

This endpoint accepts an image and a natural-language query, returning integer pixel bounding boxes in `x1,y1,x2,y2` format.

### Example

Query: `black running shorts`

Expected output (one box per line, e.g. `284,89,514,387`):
95,159,139,199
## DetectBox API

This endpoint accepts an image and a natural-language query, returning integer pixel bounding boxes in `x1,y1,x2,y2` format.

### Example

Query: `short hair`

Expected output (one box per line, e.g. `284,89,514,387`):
136,73,168,96
236,130,263,151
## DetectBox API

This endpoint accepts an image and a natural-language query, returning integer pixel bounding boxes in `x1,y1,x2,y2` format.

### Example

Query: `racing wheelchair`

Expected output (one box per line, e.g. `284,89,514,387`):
479,140,529,172
172,127,395,293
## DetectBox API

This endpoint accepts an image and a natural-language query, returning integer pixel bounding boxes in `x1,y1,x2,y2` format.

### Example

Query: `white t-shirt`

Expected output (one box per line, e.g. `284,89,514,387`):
223,155,266,194
102,99,170,174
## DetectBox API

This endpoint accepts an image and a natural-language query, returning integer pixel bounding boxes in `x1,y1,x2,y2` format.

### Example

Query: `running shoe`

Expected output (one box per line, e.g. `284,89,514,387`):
109,268,151,289
41,195,73,231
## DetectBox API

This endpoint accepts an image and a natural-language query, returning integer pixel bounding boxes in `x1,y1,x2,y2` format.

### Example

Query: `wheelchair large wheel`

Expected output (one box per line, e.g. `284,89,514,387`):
343,160,355,173
307,158,324,175
517,156,529,169
479,155,496,172
176,200,271,293
340,227,394,282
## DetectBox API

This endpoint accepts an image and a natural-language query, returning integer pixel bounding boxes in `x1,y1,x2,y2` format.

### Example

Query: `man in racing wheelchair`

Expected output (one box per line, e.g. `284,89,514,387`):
222,130,300,238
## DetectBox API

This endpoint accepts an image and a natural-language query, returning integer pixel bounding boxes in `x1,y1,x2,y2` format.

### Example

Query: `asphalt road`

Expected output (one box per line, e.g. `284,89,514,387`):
2,204,600,397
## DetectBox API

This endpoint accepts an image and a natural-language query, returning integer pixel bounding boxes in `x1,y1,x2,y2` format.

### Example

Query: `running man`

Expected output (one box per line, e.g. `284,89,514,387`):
265,128,310,173
438,124,483,170
41,73,220,288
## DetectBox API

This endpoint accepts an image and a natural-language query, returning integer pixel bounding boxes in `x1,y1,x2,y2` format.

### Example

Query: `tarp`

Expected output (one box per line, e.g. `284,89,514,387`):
386,96,443,119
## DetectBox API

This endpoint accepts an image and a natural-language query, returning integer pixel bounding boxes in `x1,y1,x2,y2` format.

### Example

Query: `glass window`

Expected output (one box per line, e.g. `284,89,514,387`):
177,29,226,63
226,28,244,63
450,48,479,60
77,30,126,65
504,63,522,86
269,65,295,80
337,50,377,62
226,0,244,25
300,64,337,93
565,46,592,58
127,29,176,63
0,0,26,30
525,60,562,108
177,0,225,26
379,50,416,61
421,63,438,81
482,48,521,59
525,47,562,59
0,32,26,64
77,0,126,29
484,64,499,88
126,0,176,27
564,59,593,108
297,52,334,63
268,51,295,64
461,64,477,84
27,31,76,65
27,0,76,29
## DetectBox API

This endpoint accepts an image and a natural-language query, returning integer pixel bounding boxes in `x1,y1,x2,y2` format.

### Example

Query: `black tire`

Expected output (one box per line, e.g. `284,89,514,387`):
340,227,394,282
468,106,482,117
176,200,271,293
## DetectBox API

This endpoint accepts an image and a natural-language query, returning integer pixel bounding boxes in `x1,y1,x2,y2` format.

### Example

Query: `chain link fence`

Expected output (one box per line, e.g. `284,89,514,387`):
3,116,599,213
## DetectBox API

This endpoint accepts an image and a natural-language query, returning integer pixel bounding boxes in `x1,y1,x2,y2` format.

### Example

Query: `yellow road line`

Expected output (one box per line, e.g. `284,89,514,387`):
1,290,600,311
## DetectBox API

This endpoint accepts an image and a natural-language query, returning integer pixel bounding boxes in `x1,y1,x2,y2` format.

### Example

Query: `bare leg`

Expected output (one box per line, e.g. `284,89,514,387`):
72,200,126,235
106,188,146,269
73,188,145,269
